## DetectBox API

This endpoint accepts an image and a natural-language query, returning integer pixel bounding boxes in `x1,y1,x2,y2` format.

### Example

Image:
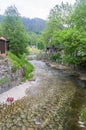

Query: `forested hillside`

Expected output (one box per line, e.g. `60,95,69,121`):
21,17,46,33
0,15,46,33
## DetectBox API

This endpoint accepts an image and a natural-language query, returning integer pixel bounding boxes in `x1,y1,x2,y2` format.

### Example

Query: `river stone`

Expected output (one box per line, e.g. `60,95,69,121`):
10,126,18,130
24,122,29,127
28,128,34,130
21,114,26,119
0,128,3,130
78,121,84,125
22,126,27,130
6,123,13,128
79,124,85,128
17,122,22,127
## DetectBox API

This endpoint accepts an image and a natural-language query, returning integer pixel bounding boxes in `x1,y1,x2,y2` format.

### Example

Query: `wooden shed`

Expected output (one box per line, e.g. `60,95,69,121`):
46,45,57,54
0,37,8,54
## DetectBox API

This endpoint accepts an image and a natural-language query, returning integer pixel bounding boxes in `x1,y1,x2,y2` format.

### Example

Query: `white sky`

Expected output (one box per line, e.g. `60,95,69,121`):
0,0,75,20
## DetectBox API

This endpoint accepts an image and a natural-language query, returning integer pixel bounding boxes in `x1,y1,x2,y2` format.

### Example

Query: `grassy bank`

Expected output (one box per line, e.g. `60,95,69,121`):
8,52,34,80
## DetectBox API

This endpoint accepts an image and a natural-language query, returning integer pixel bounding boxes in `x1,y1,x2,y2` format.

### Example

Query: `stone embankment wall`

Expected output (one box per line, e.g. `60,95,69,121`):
0,56,24,93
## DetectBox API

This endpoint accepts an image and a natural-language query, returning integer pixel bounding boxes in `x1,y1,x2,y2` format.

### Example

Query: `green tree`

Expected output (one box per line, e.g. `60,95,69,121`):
28,32,45,50
42,2,72,47
37,36,45,50
42,0,86,68
62,0,86,66
28,32,38,46
1,5,28,56
70,0,86,31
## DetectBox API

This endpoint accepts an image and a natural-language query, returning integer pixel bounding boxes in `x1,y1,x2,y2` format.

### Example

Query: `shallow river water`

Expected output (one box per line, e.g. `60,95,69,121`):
0,58,86,130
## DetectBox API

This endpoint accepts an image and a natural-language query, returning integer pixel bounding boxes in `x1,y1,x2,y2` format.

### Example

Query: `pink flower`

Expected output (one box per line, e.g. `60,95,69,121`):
6,97,14,102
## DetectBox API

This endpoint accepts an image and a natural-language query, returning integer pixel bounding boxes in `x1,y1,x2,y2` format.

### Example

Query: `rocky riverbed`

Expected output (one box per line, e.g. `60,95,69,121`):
0,59,86,130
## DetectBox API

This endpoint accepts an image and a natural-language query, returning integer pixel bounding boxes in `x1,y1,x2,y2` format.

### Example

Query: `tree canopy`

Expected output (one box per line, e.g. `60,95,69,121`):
1,5,28,56
42,0,86,67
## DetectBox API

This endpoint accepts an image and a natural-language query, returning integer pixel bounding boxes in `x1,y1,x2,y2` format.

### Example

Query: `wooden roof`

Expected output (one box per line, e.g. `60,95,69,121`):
0,37,7,41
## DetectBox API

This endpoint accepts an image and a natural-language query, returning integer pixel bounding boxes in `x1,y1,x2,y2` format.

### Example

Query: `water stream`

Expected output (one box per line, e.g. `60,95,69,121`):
0,57,86,130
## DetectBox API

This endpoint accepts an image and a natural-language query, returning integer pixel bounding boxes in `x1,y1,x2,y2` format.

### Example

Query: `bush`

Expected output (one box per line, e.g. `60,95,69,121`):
37,42,45,50
50,53,61,62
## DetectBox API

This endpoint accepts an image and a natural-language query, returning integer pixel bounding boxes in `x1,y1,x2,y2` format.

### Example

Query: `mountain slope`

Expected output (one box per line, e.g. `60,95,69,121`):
21,17,46,33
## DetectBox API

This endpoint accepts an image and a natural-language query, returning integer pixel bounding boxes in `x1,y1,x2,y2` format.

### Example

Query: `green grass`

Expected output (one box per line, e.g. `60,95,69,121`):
81,108,86,124
8,52,34,80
